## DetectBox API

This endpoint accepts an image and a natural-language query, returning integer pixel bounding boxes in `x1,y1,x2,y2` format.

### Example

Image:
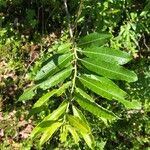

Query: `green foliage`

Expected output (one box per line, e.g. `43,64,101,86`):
0,0,150,149
111,14,141,55
19,32,140,149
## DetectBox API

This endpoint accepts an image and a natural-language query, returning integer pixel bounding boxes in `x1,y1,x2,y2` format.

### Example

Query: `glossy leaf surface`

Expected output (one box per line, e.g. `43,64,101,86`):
80,58,137,82
35,53,72,81
40,122,62,145
67,115,90,134
31,100,67,138
18,85,39,101
81,46,132,65
39,67,73,90
75,93,117,120
78,32,112,47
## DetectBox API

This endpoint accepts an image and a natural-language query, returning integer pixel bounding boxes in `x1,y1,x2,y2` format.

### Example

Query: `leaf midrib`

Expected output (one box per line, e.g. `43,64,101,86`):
78,36,110,46
36,53,72,80
78,76,124,101
79,50,129,62
80,59,134,81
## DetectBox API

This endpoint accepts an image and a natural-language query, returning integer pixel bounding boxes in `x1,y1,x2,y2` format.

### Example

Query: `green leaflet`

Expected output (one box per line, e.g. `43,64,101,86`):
80,46,132,65
121,99,141,110
72,106,91,131
55,81,71,96
67,115,90,134
79,75,140,109
43,100,68,121
79,75,126,101
80,58,137,82
75,88,94,102
57,42,71,53
32,82,71,108
18,84,39,101
35,53,72,81
18,75,71,102
39,67,73,90
72,106,94,149
78,32,112,48
75,93,117,120
60,125,68,143
67,125,80,144
80,133,95,150
31,100,68,138
33,90,56,108
40,122,62,145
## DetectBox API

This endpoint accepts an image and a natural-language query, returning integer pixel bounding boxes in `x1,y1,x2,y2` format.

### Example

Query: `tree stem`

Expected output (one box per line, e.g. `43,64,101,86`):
63,0,73,39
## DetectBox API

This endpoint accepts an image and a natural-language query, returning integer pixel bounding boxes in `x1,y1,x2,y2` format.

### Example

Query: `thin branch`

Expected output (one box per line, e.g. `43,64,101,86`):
63,0,73,39
63,0,79,94
143,33,150,51
73,0,83,36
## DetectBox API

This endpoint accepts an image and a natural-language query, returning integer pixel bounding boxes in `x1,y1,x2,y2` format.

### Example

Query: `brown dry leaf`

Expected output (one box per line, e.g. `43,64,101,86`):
0,129,4,137
19,124,33,139
17,120,28,127
0,112,3,121
11,143,22,150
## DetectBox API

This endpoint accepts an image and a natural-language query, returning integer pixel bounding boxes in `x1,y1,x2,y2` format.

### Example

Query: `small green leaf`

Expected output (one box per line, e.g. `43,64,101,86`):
57,42,71,53
80,46,132,65
80,58,137,82
67,115,90,134
35,53,72,81
60,125,68,143
44,100,68,121
32,82,71,109
39,67,73,90
67,125,80,144
72,106,91,130
18,85,39,101
33,90,56,108
96,140,106,150
40,122,62,145
75,93,117,120
31,120,56,140
78,32,112,47
123,99,141,109
72,106,94,148
75,88,94,102
80,133,95,150
55,81,71,96
31,100,68,138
